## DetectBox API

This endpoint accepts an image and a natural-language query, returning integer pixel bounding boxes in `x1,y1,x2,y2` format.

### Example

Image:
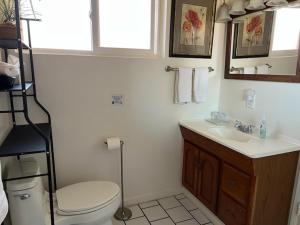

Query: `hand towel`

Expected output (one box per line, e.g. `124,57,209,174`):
0,61,19,77
243,66,256,74
256,64,270,74
174,67,193,104
193,67,209,103
0,162,8,224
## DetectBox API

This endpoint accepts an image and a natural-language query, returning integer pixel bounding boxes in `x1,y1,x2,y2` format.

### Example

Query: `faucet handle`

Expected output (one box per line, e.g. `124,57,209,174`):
234,120,242,128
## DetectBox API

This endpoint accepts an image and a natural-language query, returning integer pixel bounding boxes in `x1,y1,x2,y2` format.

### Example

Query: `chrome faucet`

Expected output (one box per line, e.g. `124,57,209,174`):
234,120,256,134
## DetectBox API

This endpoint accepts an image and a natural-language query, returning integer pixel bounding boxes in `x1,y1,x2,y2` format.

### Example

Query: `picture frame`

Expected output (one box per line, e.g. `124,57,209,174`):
233,11,274,59
169,0,217,58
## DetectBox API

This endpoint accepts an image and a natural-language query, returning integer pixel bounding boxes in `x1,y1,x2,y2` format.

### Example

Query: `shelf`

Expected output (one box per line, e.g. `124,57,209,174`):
0,123,50,157
0,39,30,49
0,82,33,92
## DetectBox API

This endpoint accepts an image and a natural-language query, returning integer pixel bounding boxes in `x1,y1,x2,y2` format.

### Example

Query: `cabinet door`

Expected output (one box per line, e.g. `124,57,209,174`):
182,141,199,194
196,150,219,212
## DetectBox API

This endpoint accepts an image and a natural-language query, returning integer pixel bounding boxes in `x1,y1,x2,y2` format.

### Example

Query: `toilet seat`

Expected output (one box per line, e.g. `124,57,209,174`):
56,181,120,216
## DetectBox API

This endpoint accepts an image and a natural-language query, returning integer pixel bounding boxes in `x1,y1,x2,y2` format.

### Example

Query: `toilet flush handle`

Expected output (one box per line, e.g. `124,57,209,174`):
14,194,30,200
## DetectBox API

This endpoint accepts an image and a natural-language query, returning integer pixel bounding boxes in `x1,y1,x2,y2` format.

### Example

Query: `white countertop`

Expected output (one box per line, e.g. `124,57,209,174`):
180,120,300,159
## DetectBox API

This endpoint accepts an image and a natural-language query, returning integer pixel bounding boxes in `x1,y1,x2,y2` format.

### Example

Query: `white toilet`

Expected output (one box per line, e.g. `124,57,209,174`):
6,158,121,225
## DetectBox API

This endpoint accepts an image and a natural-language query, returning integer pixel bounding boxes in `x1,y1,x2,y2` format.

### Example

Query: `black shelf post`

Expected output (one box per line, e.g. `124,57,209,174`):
0,1,57,225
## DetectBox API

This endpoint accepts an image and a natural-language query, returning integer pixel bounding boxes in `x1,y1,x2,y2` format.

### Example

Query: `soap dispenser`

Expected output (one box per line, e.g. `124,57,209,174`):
259,114,267,139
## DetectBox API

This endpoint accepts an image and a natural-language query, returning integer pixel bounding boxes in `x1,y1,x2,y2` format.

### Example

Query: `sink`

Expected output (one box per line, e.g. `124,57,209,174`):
207,127,252,143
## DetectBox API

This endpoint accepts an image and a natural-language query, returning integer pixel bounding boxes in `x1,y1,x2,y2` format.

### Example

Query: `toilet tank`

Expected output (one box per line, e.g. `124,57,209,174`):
6,158,46,225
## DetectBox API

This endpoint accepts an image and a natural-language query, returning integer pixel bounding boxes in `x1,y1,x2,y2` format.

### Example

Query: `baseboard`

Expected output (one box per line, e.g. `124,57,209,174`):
124,187,184,206
182,188,225,225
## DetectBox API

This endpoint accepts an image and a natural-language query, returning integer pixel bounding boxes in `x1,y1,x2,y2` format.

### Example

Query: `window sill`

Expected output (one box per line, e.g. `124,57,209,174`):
24,48,163,59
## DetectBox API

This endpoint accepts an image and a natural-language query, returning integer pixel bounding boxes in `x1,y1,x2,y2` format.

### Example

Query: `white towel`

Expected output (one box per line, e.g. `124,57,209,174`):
0,61,19,77
193,67,209,103
0,162,8,224
243,66,255,74
256,65,269,74
174,67,193,104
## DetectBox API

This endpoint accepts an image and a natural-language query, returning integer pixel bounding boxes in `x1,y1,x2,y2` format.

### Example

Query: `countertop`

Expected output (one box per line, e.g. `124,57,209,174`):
180,120,300,159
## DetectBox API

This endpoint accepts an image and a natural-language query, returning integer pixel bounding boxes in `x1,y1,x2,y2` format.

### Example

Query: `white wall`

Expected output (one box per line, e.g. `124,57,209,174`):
0,3,225,205
29,49,223,203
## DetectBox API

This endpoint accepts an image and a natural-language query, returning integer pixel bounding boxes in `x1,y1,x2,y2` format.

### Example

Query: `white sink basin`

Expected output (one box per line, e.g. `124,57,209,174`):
208,127,252,143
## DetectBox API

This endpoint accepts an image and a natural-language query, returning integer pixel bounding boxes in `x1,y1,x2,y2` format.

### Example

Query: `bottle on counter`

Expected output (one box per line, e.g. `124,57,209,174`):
259,114,267,139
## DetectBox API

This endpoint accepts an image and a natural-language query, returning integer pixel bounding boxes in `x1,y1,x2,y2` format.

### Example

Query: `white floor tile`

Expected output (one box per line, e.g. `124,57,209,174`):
179,198,197,211
112,218,125,225
158,196,181,210
151,218,175,225
177,219,199,225
125,217,150,225
140,200,159,209
175,193,186,200
143,205,168,222
167,206,193,223
129,205,144,219
190,209,210,224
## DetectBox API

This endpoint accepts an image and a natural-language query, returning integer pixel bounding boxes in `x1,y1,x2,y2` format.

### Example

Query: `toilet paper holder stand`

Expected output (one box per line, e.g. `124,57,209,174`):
104,140,132,221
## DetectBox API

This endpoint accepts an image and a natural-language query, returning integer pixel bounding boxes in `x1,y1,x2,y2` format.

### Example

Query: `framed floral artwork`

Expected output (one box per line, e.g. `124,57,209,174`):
169,0,216,58
233,11,274,58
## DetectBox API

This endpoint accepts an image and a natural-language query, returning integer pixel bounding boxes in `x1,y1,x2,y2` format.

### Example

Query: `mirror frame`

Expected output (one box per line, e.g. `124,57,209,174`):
224,16,300,83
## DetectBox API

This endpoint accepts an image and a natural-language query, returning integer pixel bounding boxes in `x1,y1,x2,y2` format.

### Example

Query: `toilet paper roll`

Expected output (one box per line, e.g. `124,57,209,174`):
106,137,121,151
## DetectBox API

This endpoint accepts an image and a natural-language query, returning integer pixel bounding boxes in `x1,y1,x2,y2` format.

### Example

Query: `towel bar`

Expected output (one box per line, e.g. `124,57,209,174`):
230,63,272,72
165,66,214,73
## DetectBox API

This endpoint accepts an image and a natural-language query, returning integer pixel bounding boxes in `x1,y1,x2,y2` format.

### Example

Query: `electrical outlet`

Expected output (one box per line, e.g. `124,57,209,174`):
112,95,123,105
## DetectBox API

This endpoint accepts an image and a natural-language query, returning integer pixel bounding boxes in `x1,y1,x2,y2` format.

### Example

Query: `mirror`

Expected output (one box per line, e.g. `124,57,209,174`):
225,4,300,82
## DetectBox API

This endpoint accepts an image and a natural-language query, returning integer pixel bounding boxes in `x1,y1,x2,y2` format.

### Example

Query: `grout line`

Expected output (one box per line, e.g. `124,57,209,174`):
127,215,145,221
156,194,178,201
138,202,153,224
156,198,177,224
189,208,198,213
175,193,187,200
150,216,170,223
139,203,160,210
176,195,202,225
178,198,198,212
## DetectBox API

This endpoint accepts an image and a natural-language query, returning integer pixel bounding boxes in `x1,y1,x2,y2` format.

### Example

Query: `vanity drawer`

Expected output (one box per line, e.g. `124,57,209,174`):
221,163,251,206
218,192,247,225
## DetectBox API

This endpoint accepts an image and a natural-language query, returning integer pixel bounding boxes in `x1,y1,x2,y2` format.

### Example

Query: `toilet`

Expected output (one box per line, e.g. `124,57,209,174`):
6,158,121,225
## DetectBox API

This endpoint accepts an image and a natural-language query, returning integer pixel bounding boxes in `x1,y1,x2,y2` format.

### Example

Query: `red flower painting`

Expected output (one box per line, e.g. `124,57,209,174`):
180,5,207,46
242,14,265,47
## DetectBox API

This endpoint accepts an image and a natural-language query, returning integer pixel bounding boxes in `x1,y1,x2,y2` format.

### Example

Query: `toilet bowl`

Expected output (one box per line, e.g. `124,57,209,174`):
6,158,121,225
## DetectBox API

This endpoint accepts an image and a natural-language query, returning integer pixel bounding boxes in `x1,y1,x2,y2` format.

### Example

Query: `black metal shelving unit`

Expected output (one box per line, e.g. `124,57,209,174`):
0,1,56,225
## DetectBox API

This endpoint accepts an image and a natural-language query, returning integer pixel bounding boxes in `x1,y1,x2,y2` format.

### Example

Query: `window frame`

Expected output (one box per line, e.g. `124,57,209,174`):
27,0,163,58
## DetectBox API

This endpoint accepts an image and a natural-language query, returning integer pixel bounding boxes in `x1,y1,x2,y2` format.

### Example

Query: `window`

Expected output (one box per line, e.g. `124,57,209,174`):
272,8,300,51
98,0,152,50
23,0,160,57
23,0,92,51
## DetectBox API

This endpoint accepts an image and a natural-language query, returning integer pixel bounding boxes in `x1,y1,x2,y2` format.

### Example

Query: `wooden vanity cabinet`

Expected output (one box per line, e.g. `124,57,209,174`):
180,126,299,225
183,142,219,212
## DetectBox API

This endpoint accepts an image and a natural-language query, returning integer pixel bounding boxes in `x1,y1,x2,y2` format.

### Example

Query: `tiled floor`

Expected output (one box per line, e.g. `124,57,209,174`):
112,194,213,225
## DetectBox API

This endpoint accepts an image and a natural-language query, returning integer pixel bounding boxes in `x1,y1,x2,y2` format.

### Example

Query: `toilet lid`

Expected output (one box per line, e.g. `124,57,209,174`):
56,181,120,213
